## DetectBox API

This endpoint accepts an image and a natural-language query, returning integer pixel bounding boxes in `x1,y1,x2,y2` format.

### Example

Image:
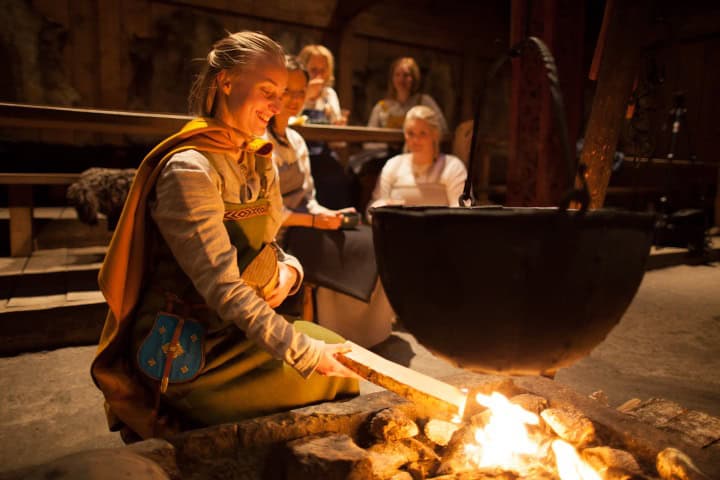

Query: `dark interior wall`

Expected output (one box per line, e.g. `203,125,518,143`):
0,0,717,219
0,0,510,139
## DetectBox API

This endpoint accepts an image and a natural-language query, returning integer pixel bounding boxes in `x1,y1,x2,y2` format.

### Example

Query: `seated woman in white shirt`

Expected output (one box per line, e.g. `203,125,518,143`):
267,56,394,349
367,57,448,133
368,105,467,214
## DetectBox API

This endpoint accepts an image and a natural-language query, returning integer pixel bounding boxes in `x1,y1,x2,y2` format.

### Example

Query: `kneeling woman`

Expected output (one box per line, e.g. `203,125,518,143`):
267,56,394,349
91,32,358,441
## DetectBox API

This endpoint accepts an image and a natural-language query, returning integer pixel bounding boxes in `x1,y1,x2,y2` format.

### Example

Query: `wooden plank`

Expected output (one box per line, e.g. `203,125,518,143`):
97,0,125,109
0,102,190,136
579,0,653,208
336,20,356,115
0,173,80,185
294,124,404,143
162,0,335,29
68,0,100,145
8,186,34,257
337,342,467,420
0,103,413,143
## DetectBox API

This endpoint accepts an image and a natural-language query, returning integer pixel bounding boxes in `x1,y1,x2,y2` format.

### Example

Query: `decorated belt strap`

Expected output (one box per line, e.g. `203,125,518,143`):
224,203,270,221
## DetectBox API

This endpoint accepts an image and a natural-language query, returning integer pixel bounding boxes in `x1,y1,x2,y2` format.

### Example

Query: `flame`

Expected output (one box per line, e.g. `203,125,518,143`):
463,391,602,479
552,440,602,480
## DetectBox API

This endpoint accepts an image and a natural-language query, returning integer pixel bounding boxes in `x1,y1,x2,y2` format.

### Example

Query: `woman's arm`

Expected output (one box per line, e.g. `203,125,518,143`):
366,156,403,218
367,101,383,128
151,151,321,377
442,155,469,207
324,87,342,122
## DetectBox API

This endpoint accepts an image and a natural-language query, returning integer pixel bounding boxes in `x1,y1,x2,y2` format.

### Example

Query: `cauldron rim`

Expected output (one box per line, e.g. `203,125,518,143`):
371,205,656,228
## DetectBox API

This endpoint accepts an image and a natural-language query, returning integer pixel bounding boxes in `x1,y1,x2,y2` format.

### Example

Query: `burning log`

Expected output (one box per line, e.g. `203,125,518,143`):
367,438,440,479
656,448,710,480
370,408,420,442
509,393,549,416
618,398,720,449
285,433,372,480
424,419,461,447
462,379,527,419
581,446,643,479
588,390,610,407
436,424,477,475
541,407,597,448
431,470,519,479
389,472,414,480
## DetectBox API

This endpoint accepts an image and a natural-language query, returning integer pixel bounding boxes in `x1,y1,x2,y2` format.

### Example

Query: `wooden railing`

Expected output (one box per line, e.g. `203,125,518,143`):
0,102,406,143
0,102,409,256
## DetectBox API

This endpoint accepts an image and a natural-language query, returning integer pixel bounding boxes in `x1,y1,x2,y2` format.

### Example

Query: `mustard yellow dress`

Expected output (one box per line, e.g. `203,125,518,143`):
91,119,357,439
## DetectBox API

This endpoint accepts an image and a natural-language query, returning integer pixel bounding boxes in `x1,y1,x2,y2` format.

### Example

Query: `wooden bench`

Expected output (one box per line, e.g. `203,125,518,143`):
0,102,412,257
0,173,81,257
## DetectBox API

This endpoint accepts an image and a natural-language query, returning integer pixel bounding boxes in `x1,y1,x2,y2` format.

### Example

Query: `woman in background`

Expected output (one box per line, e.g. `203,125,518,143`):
367,57,448,133
297,44,353,209
368,105,466,214
298,44,346,125
268,56,394,349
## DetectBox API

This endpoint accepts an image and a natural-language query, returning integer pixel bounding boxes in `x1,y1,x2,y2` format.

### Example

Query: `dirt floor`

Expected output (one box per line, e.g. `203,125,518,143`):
0,262,718,473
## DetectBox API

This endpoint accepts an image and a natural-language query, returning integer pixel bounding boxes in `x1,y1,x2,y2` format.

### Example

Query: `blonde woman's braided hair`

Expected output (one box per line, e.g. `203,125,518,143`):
189,31,285,117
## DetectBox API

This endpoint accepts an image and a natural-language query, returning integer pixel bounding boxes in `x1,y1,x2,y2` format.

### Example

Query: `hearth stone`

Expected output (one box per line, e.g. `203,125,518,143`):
2,373,718,479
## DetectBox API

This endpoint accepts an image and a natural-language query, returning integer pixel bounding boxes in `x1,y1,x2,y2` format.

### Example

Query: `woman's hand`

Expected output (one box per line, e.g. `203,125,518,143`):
265,262,298,308
315,342,362,379
312,212,343,230
306,77,324,102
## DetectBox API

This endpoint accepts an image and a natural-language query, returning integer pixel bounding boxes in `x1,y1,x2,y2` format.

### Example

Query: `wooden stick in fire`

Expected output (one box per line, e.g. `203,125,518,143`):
336,342,467,420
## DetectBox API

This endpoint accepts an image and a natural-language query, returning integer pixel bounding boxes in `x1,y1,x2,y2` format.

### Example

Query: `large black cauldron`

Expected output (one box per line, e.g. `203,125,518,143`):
372,206,655,375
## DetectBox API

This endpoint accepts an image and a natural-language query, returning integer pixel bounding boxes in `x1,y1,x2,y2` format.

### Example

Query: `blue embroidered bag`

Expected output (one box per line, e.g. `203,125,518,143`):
137,312,205,390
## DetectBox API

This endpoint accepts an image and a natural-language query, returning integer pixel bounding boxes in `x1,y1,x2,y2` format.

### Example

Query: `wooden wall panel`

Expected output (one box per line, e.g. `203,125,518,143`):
31,0,72,144
163,0,336,28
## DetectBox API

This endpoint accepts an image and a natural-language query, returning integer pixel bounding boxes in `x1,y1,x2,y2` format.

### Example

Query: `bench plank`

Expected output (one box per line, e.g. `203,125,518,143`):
1,174,81,256
0,173,81,185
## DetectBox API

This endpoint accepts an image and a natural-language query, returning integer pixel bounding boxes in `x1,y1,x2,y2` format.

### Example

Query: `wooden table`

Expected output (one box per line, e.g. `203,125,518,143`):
0,102,409,256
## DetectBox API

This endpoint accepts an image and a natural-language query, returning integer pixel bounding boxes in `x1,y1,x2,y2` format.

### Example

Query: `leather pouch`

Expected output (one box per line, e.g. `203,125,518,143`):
137,312,205,391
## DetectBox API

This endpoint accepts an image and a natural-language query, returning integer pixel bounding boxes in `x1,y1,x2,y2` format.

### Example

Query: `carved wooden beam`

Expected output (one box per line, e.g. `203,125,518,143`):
579,0,653,208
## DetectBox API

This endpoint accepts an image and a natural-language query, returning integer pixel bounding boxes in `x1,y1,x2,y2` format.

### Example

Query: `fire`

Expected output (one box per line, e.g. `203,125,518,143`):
552,440,602,480
463,391,601,479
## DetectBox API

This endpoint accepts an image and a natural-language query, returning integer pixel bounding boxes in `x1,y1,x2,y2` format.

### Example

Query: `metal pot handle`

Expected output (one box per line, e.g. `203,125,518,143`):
459,36,590,213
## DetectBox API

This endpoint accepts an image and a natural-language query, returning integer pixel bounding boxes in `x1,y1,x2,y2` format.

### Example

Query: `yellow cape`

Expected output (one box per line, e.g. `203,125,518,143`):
91,117,272,439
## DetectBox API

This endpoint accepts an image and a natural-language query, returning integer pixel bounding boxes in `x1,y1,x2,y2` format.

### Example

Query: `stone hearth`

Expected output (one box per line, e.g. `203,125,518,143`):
4,372,718,479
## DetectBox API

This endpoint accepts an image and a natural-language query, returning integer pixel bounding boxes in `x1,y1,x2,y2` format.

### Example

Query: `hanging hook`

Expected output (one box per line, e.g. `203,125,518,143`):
460,37,589,213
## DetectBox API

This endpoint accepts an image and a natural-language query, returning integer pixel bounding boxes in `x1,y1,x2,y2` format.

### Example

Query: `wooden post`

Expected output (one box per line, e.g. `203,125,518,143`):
715,166,720,229
337,20,356,116
579,0,652,208
507,0,585,207
8,185,33,257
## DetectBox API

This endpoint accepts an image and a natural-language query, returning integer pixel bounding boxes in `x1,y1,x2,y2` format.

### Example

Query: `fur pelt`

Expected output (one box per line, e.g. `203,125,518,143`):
66,168,136,230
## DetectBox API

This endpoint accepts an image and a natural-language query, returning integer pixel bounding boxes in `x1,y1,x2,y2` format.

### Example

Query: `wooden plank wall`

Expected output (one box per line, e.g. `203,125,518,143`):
4,0,508,145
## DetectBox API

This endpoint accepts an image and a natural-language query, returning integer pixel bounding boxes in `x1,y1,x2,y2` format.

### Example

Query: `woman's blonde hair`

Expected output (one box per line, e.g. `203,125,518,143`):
386,57,421,100
297,44,335,86
404,105,441,156
189,31,285,117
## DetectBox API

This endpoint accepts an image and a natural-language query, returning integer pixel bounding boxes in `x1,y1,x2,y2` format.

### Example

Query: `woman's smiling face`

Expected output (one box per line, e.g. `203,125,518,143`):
220,59,288,136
